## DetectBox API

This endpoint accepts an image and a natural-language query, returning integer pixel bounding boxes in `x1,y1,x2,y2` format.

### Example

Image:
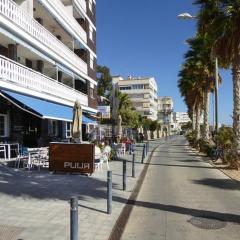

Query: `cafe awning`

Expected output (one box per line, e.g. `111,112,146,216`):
0,90,97,124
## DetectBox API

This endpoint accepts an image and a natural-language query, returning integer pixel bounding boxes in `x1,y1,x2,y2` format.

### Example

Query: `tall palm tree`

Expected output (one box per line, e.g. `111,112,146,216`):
194,0,240,150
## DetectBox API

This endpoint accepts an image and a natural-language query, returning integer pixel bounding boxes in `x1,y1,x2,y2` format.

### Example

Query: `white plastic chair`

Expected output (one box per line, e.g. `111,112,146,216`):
0,145,6,160
117,143,126,155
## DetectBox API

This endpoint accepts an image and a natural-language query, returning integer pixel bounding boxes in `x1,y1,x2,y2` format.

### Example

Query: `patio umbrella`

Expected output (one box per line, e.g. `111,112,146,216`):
117,114,122,137
71,100,82,143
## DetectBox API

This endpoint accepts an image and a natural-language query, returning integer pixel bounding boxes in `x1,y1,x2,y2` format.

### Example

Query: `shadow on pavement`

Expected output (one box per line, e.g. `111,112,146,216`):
192,178,240,190
126,200,240,224
148,163,216,169
0,165,118,201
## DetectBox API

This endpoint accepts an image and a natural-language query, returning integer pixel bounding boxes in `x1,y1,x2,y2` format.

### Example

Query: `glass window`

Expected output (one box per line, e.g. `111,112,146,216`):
0,114,7,137
66,122,72,138
48,120,59,137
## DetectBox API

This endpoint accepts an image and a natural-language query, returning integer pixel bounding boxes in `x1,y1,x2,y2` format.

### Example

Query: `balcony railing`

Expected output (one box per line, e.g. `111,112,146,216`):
0,55,88,107
0,0,87,76
39,0,87,43
74,0,87,13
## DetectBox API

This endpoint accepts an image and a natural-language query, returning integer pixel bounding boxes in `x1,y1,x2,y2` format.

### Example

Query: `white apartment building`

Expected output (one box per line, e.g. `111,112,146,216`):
112,76,158,121
173,112,191,131
0,0,98,147
157,96,173,134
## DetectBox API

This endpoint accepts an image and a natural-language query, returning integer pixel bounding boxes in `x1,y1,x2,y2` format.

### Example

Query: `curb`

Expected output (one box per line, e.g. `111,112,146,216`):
108,142,163,240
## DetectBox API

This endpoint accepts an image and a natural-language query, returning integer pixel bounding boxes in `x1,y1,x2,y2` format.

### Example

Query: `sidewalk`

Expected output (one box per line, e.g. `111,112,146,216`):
0,139,164,240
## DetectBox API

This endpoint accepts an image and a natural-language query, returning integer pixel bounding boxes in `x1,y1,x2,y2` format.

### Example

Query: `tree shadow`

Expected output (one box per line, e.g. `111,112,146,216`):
0,165,119,202
148,163,216,169
126,200,240,224
192,178,240,190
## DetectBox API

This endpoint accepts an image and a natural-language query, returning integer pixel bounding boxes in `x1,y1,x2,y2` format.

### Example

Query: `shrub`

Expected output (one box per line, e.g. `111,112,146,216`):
186,130,198,148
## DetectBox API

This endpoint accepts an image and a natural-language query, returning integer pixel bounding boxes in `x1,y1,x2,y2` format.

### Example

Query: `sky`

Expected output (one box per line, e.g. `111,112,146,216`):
96,0,233,125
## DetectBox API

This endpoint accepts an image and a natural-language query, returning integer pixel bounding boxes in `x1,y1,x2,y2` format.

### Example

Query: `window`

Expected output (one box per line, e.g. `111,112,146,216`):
90,54,94,69
119,86,131,90
0,114,8,137
66,122,72,138
48,120,59,136
132,84,144,89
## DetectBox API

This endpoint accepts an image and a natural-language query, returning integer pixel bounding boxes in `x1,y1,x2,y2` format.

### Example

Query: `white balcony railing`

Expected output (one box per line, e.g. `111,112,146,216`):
0,0,87,76
74,0,87,14
39,0,87,44
0,56,88,107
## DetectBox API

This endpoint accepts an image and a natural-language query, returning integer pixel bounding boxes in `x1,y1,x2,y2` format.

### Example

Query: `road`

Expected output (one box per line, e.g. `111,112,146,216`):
121,136,240,240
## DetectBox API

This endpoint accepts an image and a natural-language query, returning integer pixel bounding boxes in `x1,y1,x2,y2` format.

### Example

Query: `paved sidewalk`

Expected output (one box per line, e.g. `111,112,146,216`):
0,139,164,240
122,136,240,240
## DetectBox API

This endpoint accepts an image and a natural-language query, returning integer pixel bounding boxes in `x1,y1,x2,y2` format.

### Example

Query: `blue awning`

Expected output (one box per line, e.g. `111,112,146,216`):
0,90,97,124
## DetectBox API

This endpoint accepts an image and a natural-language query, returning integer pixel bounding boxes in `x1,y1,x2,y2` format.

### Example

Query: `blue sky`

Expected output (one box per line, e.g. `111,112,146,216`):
96,0,233,125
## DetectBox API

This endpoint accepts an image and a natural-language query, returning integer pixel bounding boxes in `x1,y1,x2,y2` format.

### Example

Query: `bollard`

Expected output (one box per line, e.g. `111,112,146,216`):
107,170,112,214
141,144,146,164
145,143,147,157
123,160,126,190
132,153,135,178
70,197,78,240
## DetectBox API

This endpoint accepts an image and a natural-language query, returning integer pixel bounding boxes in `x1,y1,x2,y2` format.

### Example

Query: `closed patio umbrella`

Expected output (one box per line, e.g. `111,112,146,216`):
71,100,82,143
117,114,122,137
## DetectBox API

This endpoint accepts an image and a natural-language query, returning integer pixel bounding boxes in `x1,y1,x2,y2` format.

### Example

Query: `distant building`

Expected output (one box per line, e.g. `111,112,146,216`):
157,97,174,134
173,112,191,131
112,76,158,120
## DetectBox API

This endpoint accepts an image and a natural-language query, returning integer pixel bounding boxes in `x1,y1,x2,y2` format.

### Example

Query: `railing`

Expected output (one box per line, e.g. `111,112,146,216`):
0,55,88,106
74,0,87,14
39,0,87,43
0,0,87,75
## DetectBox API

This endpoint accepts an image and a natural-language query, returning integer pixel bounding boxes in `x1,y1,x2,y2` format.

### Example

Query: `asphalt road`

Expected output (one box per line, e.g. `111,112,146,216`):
121,136,240,240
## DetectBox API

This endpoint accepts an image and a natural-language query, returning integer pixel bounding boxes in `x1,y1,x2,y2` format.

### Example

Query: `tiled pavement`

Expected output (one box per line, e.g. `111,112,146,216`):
0,139,165,240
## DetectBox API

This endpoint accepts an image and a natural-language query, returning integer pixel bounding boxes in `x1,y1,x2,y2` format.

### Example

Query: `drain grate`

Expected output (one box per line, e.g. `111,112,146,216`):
0,225,25,240
188,216,227,229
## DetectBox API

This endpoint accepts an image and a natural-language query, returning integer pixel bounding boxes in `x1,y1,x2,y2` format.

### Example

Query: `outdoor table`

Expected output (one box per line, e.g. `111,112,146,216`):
0,143,19,160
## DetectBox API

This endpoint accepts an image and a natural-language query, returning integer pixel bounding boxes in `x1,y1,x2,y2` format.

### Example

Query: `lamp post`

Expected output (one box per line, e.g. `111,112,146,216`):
177,12,219,133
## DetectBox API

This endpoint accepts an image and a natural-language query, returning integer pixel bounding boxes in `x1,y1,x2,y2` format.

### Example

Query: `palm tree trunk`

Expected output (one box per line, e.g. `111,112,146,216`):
192,105,196,131
202,89,210,141
196,106,201,140
232,62,240,151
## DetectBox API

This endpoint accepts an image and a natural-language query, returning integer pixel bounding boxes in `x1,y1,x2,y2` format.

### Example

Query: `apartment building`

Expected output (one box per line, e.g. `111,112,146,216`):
173,112,191,131
0,0,97,146
157,96,173,135
112,76,158,121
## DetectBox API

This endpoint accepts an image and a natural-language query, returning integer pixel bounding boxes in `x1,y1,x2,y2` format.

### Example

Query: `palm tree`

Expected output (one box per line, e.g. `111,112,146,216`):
194,0,240,150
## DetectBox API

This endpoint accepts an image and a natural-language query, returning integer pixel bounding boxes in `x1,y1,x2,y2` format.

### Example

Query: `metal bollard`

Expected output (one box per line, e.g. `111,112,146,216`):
70,197,78,240
132,153,135,178
107,170,112,214
145,143,147,157
141,144,146,164
123,160,126,190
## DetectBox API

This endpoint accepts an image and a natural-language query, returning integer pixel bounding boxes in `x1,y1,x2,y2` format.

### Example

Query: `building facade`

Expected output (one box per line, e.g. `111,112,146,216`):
157,96,173,135
0,0,97,146
173,112,191,131
112,76,158,121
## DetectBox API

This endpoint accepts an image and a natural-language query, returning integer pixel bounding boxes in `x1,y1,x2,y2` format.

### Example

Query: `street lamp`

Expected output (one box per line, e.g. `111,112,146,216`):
177,12,219,133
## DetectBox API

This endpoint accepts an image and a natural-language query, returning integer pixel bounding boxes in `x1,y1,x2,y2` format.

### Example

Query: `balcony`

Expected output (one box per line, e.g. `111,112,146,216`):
74,0,87,13
38,0,87,44
0,55,88,107
0,0,88,78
